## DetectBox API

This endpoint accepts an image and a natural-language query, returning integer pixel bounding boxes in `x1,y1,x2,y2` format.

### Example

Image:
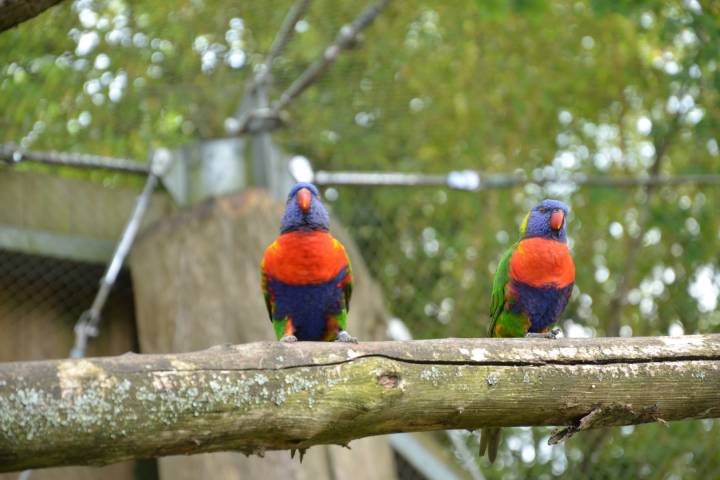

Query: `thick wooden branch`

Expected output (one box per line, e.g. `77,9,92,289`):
1,335,719,472
0,0,66,32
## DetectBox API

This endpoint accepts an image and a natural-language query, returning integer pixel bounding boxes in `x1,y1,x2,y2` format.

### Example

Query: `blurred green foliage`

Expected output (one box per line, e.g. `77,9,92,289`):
2,0,720,478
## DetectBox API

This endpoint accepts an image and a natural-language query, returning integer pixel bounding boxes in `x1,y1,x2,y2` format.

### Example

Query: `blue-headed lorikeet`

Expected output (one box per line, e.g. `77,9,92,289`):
479,199,575,462
261,182,356,343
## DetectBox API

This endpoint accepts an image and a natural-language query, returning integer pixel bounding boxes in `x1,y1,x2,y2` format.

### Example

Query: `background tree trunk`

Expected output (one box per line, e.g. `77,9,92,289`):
128,188,395,480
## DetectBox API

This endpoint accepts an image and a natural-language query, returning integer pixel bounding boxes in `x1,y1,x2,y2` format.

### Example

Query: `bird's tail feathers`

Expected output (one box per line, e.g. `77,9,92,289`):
479,427,501,463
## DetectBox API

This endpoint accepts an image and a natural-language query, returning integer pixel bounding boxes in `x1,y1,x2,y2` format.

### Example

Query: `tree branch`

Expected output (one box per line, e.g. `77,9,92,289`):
605,110,684,336
261,0,312,79
605,29,706,335
1,335,719,472
0,0,66,32
270,0,391,113
231,0,391,134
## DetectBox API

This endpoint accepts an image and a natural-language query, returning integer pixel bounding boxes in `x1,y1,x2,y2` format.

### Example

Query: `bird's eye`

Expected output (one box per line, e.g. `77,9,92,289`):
538,208,547,214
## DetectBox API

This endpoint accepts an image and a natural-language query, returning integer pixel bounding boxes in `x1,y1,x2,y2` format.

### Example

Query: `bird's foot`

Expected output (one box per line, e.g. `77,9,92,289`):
335,331,358,343
290,448,308,462
525,327,562,339
280,335,298,343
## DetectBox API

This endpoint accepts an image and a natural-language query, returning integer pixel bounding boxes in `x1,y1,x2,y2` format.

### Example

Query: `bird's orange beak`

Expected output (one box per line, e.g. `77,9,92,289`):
297,188,312,214
550,210,564,231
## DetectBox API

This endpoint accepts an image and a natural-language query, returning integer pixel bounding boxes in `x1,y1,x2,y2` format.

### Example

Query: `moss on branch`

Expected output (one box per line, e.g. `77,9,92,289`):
1,335,719,472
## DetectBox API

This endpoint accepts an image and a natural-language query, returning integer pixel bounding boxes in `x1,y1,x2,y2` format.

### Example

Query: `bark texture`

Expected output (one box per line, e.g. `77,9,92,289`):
0,0,65,32
0,334,718,472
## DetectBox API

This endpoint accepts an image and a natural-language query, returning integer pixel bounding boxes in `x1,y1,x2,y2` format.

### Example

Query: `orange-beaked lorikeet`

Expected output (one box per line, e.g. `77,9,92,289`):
479,199,575,462
261,182,356,343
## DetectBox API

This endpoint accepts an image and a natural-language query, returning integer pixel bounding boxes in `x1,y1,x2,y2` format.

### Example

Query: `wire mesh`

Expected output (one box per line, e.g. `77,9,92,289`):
0,166,143,364
327,186,507,339
0,248,137,363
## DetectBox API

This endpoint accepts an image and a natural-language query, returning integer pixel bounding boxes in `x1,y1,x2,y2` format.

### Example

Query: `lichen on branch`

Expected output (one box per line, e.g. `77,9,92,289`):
0,335,719,472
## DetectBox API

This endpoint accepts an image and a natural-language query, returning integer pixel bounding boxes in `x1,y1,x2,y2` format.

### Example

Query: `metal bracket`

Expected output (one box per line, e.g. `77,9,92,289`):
68,150,170,358
70,310,100,359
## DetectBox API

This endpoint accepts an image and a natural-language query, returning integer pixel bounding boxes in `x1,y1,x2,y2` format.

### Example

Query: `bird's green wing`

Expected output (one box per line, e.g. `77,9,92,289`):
261,263,273,322
327,240,353,334
488,244,516,337
343,253,353,314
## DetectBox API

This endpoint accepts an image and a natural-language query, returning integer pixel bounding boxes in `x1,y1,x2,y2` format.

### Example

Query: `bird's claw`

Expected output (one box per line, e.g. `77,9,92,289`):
335,331,358,343
289,447,307,462
525,327,562,339
280,335,298,343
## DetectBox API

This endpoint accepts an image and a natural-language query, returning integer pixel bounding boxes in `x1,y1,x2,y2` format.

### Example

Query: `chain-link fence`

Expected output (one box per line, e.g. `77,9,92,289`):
0,167,147,363
0,248,137,363
328,185,524,339
0,249,121,328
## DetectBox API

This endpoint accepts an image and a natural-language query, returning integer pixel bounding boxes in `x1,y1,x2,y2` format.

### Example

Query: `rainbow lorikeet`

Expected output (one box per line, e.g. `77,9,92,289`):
261,182,356,343
479,199,575,463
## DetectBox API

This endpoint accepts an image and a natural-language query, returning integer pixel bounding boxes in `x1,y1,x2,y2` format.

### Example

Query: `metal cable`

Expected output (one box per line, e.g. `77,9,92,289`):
3,143,719,191
313,169,720,191
0,143,150,174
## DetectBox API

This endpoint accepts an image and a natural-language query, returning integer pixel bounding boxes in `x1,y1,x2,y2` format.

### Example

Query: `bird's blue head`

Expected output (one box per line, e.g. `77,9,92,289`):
280,182,330,233
520,199,570,242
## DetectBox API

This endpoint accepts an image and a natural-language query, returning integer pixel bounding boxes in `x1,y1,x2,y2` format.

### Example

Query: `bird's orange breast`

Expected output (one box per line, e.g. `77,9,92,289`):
262,231,348,285
509,237,575,288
